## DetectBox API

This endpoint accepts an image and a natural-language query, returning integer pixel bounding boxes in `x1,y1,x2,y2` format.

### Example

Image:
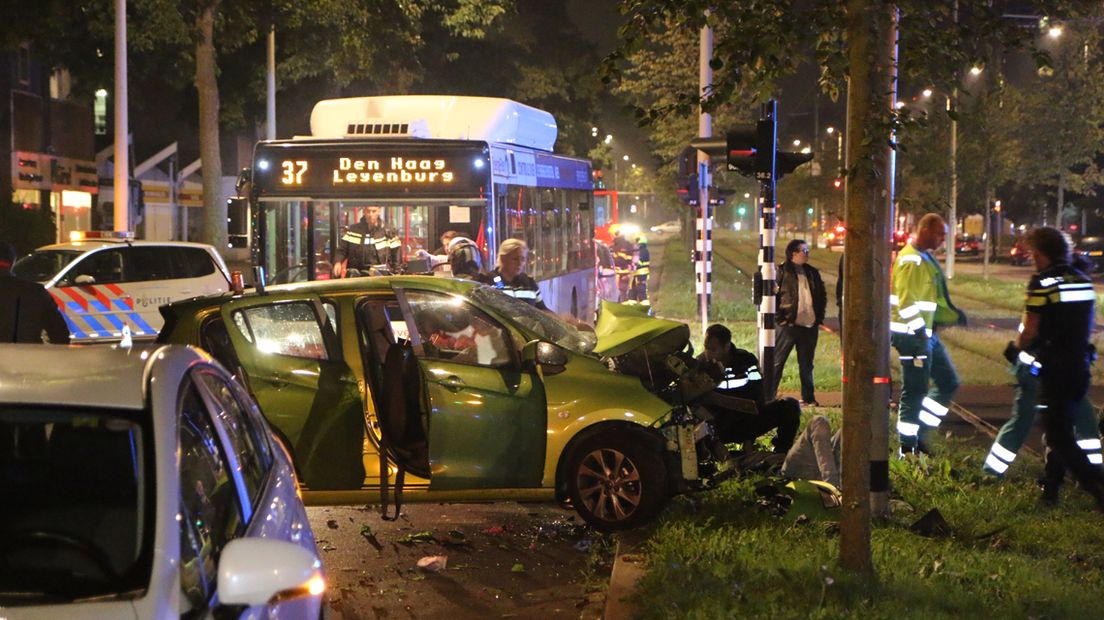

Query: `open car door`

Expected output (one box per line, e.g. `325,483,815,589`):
391,286,547,490
219,293,365,490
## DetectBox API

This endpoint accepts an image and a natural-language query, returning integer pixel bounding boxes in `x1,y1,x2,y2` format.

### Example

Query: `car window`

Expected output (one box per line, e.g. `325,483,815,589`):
470,285,597,355
175,247,217,278
194,370,272,509
12,249,82,281
178,379,243,613
66,248,125,284
404,290,512,366
232,301,329,360
128,246,176,281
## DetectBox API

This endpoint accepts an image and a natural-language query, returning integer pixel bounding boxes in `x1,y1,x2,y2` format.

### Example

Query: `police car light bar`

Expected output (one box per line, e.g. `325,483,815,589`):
69,230,136,242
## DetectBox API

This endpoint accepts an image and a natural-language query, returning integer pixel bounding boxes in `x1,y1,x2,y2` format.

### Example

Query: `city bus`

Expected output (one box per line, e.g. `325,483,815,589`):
242,95,596,318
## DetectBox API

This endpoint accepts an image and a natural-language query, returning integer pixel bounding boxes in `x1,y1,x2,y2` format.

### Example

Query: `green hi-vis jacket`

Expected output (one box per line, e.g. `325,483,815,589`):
890,243,960,337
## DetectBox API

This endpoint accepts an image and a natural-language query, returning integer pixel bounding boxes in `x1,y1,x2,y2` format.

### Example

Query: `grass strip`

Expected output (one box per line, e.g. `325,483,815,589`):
628,409,1104,619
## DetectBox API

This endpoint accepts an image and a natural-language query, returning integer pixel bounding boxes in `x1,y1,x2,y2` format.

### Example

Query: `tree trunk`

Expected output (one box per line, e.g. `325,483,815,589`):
840,0,896,576
196,2,225,249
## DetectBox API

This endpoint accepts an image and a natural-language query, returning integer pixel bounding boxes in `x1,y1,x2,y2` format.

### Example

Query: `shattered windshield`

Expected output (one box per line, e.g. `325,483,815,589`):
0,407,151,606
470,285,597,355
12,250,82,283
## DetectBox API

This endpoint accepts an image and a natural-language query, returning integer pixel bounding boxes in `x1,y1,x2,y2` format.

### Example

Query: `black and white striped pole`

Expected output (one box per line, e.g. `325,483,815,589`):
755,101,780,394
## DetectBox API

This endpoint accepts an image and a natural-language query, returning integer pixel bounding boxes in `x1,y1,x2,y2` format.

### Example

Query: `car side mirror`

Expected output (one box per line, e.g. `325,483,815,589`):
73,274,96,285
216,538,324,607
521,340,568,376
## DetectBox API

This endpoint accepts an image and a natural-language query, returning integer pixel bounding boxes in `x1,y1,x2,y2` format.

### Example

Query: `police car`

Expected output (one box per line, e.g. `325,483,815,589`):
11,232,231,342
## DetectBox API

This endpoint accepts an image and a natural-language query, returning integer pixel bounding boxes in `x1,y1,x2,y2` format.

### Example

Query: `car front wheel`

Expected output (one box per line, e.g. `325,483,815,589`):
564,430,668,531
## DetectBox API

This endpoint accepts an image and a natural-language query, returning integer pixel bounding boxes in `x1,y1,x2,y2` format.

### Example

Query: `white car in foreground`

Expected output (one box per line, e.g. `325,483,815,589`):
0,344,324,619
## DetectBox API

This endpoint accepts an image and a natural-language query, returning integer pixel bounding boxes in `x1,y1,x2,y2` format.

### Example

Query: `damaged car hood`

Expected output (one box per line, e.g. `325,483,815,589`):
593,301,691,359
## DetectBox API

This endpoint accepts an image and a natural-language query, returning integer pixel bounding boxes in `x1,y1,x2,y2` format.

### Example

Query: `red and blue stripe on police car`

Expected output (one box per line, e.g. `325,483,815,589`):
50,284,157,340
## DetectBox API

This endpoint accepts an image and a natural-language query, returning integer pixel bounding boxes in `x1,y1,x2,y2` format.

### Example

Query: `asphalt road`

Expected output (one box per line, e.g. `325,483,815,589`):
308,502,609,619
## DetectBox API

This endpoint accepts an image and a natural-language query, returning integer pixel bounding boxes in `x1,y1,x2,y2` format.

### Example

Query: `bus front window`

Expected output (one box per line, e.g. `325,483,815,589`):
259,200,487,282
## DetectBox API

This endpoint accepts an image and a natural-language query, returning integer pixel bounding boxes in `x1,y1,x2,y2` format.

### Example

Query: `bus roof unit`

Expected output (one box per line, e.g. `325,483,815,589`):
310,95,558,152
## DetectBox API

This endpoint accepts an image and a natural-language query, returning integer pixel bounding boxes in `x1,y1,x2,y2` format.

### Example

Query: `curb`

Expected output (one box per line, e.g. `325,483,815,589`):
603,532,647,619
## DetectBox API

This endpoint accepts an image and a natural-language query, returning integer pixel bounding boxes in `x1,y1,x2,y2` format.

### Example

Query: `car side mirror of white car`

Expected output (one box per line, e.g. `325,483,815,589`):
217,538,324,607
73,274,96,285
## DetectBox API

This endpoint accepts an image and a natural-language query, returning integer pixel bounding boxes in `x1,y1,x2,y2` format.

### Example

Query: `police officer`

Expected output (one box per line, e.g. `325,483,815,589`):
698,323,800,453
890,213,965,456
629,235,650,303
1009,227,1104,508
983,325,1102,478
477,238,549,311
333,206,400,277
0,242,70,344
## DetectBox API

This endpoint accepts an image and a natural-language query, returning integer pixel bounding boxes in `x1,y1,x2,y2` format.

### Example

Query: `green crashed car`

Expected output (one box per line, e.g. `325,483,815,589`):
159,276,722,529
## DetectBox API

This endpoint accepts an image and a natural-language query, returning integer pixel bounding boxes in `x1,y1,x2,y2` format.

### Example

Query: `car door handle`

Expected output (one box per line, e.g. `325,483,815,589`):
440,375,465,392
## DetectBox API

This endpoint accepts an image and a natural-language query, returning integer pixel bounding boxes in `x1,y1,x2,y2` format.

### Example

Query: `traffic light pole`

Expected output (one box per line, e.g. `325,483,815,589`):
757,101,779,395
697,24,713,336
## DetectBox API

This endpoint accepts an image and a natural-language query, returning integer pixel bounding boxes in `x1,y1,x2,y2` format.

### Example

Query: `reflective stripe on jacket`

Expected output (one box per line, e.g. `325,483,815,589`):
890,243,958,336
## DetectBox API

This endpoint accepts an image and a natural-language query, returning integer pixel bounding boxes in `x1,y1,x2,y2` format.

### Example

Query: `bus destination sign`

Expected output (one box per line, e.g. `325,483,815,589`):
253,142,491,199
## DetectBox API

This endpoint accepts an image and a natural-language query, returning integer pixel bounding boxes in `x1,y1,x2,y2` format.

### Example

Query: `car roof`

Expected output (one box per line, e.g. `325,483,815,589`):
163,275,480,317
34,240,219,253
0,344,208,410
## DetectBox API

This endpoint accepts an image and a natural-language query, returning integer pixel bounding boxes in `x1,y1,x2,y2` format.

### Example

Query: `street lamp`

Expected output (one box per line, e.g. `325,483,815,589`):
1048,25,1063,38
604,134,613,145
922,88,933,98
969,66,983,76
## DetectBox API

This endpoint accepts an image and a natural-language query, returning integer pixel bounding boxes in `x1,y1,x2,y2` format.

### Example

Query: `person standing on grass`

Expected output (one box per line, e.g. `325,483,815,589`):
1009,227,1104,509
770,239,827,405
890,213,965,457
982,251,1104,479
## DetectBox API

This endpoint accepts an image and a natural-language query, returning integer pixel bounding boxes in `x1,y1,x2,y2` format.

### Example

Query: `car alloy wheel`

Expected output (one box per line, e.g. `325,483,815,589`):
564,429,668,531
575,447,643,521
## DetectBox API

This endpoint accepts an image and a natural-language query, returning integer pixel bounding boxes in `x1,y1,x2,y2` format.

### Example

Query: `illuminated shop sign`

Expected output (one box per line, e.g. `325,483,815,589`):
253,141,490,198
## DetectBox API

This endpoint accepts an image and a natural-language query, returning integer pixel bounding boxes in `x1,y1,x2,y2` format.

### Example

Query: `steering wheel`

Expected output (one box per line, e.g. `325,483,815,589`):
0,530,120,581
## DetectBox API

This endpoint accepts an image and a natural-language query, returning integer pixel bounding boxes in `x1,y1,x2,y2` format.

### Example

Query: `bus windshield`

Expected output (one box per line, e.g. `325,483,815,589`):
471,285,597,355
12,250,83,283
259,199,487,284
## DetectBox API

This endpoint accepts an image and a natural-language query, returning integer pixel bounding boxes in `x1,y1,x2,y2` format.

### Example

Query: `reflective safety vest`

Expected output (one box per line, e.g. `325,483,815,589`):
889,243,959,337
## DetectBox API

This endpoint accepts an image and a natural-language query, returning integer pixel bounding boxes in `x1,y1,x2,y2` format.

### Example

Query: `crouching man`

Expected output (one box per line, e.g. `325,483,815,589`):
697,324,800,453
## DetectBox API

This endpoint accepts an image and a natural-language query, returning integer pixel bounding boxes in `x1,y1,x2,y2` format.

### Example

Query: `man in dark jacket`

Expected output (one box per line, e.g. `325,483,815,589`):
772,239,827,405
333,206,401,277
0,242,70,344
698,323,800,453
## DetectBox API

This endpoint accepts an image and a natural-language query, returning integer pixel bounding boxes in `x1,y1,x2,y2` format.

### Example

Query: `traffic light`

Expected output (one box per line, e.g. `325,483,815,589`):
690,121,812,181
832,178,843,189
806,207,814,215
737,205,747,217
724,121,774,176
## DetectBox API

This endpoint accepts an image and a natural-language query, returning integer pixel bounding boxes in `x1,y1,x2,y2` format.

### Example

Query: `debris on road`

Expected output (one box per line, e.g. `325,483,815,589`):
397,530,438,545
360,524,384,552
416,555,449,572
